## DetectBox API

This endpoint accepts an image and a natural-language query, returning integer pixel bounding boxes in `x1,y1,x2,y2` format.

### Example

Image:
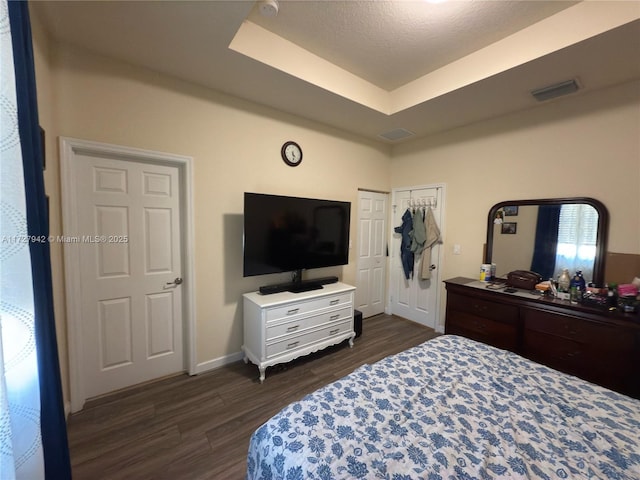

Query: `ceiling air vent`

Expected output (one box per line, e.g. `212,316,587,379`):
531,79,580,102
378,128,415,141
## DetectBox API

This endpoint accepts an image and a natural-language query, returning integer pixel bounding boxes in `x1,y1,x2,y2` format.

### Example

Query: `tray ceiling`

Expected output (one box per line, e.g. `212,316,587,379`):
32,0,640,143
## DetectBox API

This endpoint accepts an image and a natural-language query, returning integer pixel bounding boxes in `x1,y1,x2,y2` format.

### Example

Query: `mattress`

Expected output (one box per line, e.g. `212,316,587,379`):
246,334,640,479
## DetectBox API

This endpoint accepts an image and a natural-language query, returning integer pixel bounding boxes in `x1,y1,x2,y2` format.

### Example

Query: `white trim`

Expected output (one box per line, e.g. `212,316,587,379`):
193,351,245,375
59,137,197,412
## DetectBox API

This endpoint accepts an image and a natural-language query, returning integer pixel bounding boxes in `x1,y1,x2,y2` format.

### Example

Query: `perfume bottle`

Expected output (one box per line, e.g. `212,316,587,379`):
558,269,571,293
607,283,618,311
570,271,585,303
570,286,579,304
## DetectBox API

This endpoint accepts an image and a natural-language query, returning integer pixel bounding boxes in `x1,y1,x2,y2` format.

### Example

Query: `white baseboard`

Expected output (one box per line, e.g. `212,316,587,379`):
192,350,245,375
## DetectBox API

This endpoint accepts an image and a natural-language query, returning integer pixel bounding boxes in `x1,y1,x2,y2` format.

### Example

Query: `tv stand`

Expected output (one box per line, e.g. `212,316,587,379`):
259,276,339,295
243,282,356,382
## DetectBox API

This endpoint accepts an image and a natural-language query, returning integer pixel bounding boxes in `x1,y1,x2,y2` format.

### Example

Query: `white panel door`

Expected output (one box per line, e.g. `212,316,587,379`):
355,191,387,318
75,155,184,399
390,186,443,328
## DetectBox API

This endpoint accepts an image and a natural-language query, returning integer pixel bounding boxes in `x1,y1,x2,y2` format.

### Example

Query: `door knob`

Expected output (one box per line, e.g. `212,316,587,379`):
429,265,436,271
166,277,183,286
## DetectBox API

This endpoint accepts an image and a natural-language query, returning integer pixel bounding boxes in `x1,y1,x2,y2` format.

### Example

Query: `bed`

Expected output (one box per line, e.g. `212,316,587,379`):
246,335,640,479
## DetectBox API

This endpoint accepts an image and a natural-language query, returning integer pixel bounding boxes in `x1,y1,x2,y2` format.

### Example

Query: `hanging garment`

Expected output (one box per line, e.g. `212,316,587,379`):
410,208,426,254
394,208,414,280
420,206,441,280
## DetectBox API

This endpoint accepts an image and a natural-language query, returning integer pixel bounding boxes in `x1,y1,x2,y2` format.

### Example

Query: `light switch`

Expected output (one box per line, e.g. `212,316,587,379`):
453,244,461,255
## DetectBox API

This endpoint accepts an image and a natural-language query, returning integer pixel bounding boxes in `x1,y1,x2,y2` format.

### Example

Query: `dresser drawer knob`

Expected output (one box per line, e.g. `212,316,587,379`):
286,341,299,349
329,328,340,335
471,319,486,329
330,314,340,321
563,324,580,336
286,308,299,315
329,299,340,306
286,325,299,332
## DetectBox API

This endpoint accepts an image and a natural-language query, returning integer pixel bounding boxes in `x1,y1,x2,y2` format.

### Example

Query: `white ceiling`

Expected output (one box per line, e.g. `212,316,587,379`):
32,0,640,144
248,1,578,91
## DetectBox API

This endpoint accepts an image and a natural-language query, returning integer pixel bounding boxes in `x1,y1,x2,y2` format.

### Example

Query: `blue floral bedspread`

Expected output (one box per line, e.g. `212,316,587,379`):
246,335,640,479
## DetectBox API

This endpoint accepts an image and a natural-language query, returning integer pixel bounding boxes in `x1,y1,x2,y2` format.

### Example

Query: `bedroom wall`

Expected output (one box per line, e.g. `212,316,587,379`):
391,79,640,328
30,8,71,401
31,35,391,403
30,7,639,407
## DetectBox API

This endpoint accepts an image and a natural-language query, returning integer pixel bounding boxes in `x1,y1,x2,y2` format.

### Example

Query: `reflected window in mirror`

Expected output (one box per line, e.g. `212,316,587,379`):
487,198,608,285
555,204,599,280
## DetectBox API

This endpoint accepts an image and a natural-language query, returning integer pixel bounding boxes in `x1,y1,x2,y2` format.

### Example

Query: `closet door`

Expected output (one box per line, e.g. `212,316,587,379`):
355,190,387,318
389,186,443,329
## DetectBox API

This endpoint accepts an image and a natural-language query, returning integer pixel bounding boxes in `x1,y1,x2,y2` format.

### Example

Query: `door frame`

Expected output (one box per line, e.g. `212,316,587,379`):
60,137,197,412
388,183,446,331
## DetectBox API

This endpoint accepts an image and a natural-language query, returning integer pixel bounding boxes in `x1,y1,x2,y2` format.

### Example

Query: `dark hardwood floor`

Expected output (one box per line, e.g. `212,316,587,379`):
66,314,439,479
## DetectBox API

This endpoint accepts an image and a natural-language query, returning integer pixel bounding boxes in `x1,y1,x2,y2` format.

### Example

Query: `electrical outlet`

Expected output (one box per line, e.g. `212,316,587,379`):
453,244,461,255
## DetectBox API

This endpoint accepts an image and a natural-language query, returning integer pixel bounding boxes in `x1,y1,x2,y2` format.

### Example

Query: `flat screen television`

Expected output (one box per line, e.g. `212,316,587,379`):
243,193,351,287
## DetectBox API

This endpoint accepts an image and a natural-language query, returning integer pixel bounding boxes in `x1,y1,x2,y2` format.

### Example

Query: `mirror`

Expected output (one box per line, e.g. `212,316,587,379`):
486,198,608,285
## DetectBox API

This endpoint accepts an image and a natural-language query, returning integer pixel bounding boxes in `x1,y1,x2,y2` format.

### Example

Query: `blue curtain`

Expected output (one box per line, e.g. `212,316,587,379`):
529,205,561,280
8,1,72,478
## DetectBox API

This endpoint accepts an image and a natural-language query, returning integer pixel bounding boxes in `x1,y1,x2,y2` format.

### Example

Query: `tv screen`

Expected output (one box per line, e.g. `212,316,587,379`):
243,193,351,277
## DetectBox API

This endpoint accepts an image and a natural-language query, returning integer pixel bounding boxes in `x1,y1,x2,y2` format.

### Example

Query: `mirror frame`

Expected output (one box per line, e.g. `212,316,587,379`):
486,197,609,285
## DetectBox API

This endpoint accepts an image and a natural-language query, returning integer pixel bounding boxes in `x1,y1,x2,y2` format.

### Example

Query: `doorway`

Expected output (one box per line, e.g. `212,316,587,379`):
60,138,196,412
355,190,388,318
389,185,444,329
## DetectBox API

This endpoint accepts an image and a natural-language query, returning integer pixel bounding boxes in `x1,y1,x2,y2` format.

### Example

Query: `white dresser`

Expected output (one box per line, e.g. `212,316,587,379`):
242,282,356,382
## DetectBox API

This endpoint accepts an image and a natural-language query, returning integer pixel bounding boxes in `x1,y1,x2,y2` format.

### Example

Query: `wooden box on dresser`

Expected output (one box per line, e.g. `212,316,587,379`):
444,277,640,399
243,282,356,383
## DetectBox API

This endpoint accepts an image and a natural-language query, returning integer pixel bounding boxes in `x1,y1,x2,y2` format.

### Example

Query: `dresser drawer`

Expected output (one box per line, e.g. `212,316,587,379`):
265,292,352,322
446,310,517,351
266,320,352,358
523,330,586,372
523,310,633,350
447,292,518,324
524,330,632,390
266,306,352,341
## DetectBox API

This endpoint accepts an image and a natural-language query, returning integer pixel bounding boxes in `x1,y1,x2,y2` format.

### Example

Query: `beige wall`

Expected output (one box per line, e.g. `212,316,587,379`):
392,79,640,326
32,34,390,403
30,9,71,399
31,8,639,406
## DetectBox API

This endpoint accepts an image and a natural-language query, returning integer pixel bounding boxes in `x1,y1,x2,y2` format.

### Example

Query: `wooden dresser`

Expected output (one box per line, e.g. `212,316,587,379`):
444,277,640,399
243,282,355,383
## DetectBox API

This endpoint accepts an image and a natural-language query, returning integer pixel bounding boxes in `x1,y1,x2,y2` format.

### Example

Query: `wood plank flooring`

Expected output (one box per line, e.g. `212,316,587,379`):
66,314,439,479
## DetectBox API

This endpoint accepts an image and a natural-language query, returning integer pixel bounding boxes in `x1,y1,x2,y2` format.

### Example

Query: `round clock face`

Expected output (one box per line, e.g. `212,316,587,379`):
281,141,302,167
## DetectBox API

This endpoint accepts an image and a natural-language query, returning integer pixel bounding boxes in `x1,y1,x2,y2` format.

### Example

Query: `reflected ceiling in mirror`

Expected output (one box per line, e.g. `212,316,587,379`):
486,198,608,285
